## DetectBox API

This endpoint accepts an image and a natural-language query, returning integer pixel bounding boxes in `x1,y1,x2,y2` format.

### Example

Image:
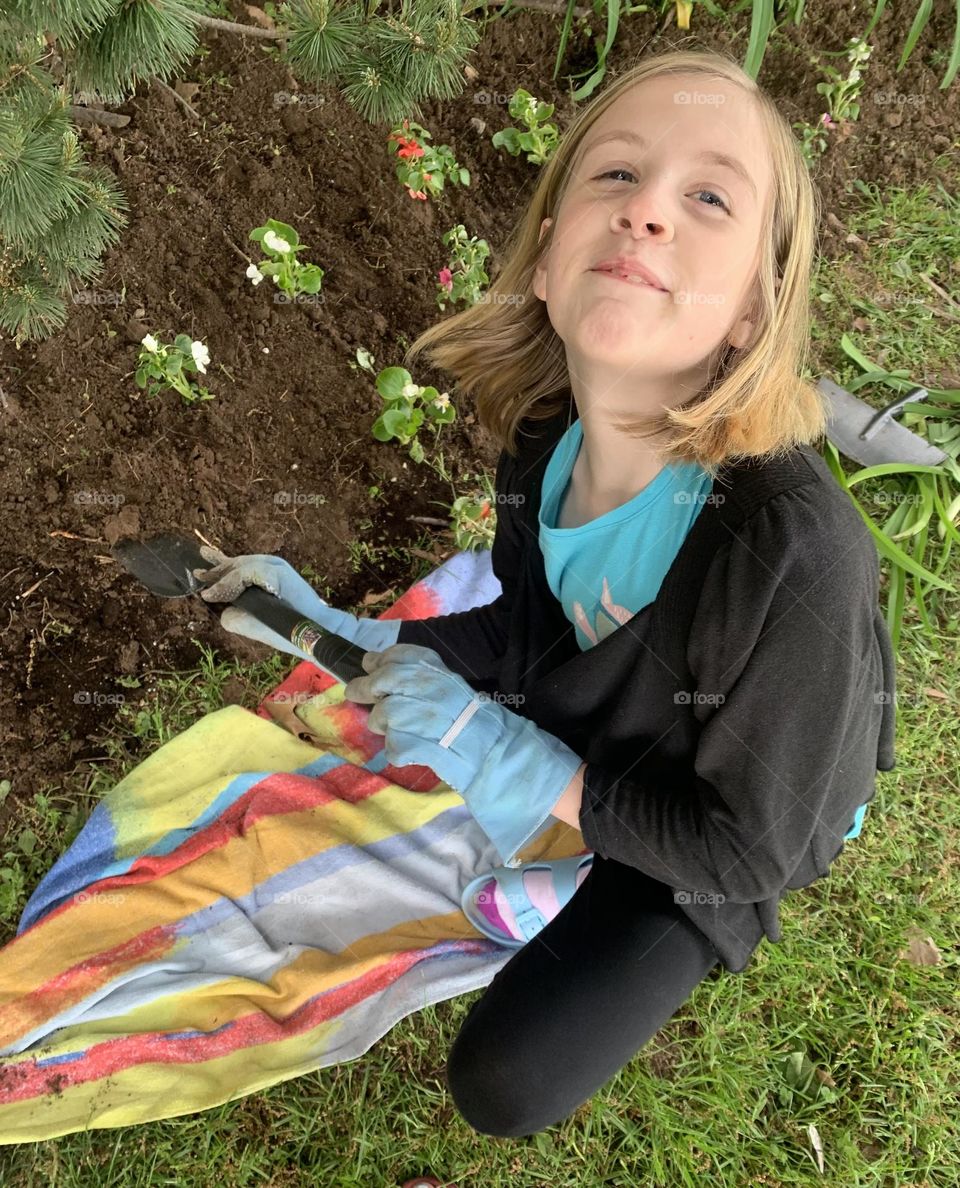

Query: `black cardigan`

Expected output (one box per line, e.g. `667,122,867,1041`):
398,403,897,973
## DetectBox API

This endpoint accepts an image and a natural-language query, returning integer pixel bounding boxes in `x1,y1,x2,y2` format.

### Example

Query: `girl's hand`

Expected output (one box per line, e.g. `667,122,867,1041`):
344,644,583,866
193,548,402,653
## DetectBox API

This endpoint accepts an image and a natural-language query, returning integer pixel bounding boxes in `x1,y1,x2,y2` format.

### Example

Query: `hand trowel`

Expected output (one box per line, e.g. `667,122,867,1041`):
112,533,370,683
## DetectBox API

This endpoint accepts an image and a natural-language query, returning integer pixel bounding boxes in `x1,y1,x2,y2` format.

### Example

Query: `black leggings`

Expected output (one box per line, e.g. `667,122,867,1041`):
446,852,724,1137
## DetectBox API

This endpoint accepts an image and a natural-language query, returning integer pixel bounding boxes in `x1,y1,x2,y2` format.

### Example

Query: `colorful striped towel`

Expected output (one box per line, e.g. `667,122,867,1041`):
0,549,589,1145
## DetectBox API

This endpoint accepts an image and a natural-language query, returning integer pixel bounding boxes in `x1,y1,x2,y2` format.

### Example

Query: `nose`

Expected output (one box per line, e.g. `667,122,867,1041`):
612,183,674,240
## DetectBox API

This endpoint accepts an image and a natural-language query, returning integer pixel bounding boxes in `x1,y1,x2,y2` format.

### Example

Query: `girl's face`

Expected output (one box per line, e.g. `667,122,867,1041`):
533,73,774,393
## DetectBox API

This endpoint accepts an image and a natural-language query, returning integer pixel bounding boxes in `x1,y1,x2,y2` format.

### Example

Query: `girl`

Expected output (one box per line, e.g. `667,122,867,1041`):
197,48,896,1140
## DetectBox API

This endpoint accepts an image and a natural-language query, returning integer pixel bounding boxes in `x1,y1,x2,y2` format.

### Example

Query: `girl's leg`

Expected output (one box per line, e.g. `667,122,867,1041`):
445,853,723,1137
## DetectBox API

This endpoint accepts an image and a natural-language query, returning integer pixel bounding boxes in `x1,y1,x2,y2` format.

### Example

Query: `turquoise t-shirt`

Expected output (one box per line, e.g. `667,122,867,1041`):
537,418,868,842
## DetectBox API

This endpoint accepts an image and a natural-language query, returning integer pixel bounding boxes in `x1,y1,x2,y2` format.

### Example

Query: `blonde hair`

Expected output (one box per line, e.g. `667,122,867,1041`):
403,48,828,479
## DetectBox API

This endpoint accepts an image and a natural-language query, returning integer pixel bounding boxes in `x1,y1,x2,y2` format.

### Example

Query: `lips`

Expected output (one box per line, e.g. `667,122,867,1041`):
592,259,669,292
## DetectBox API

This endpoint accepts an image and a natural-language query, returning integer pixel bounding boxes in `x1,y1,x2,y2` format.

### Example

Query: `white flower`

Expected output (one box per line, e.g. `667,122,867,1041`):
246,263,264,286
434,391,450,412
263,230,292,254
141,333,159,353
401,382,420,399
191,340,210,374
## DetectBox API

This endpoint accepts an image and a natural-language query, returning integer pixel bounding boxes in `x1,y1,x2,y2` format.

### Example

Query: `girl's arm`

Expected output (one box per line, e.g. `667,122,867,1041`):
576,490,893,904
550,761,587,829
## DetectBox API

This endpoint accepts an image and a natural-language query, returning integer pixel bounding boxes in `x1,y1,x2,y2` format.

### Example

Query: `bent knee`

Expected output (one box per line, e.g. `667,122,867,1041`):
446,1035,555,1138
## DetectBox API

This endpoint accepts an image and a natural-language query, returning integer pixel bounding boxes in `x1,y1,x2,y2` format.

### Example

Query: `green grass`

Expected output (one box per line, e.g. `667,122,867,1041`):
2,165,959,1184
808,149,960,392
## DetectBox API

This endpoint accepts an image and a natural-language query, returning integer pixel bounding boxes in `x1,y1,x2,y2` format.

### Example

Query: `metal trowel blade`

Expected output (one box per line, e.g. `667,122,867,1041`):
112,533,215,598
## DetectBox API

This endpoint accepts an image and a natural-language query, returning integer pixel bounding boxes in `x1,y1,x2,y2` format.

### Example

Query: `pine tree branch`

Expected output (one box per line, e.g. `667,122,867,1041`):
191,13,285,40
189,0,594,42
151,76,199,119
68,105,131,128
464,0,593,14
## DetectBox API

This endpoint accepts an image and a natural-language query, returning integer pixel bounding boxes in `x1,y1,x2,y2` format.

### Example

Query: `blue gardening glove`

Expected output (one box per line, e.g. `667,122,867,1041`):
193,547,401,666
343,643,583,868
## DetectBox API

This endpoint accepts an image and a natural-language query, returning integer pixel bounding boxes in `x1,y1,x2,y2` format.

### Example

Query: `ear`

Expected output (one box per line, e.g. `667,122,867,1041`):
532,217,553,302
727,317,755,350
729,271,781,350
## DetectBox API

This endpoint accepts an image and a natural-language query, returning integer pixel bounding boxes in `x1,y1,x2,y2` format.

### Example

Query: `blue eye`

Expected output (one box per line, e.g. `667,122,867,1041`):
596,169,730,213
695,189,730,212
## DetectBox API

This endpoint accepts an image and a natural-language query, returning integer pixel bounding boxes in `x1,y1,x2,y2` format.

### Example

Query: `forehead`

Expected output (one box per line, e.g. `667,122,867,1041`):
575,74,770,198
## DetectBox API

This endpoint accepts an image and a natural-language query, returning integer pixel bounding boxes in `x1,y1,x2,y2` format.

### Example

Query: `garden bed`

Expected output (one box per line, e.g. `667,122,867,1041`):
0,2,955,817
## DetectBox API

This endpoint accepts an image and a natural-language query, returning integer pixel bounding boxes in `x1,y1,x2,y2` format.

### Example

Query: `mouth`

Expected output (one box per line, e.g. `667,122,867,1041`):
592,268,669,293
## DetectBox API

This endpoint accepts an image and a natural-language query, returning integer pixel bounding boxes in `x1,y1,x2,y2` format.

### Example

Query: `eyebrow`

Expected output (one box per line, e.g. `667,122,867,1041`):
579,129,757,200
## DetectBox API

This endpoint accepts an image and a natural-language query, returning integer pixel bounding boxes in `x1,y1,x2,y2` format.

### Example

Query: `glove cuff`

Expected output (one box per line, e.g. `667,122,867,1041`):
349,616,402,652
466,720,583,869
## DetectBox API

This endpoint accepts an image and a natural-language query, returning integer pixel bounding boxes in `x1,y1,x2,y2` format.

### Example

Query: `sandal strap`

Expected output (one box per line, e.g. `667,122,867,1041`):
488,854,594,942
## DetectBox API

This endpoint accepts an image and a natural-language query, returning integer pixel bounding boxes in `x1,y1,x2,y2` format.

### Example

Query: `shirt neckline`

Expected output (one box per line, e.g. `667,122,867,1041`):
540,419,706,534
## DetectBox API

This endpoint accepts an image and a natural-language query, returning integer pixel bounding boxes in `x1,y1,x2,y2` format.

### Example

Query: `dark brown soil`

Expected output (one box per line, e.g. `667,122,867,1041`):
1,3,956,830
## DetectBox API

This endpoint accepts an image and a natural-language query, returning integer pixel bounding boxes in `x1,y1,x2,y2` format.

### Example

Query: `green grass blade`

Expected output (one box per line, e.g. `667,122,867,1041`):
742,0,775,80
552,0,579,84
897,0,934,73
939,0,960,88
863,0,888,38
569,2,621,100
844,462,948,486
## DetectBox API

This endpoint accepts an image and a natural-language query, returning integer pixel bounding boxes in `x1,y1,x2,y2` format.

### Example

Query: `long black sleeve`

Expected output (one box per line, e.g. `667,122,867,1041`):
396,446,522,691
577,488,888,904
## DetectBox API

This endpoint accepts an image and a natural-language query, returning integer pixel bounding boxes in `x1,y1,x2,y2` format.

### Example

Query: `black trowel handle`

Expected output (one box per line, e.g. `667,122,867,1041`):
233,585,370,683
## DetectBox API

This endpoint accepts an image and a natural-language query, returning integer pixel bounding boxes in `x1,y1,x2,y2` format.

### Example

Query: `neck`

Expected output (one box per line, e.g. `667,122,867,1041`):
571,407,671,504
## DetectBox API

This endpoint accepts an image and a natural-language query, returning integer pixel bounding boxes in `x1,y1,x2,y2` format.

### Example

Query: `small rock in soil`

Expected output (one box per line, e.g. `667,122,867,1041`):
125,318,149,344
103,504,141,547
118,640,140,675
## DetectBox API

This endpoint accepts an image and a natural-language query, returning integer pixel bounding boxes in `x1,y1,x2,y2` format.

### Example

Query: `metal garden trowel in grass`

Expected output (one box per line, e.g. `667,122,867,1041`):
112,532,370,684
818,377,949,468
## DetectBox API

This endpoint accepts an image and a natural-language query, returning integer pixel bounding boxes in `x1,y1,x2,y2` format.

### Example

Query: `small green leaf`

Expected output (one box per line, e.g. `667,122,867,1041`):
381,406,411,439
376,367,412,402
265,218,299,247
298,266,324,294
